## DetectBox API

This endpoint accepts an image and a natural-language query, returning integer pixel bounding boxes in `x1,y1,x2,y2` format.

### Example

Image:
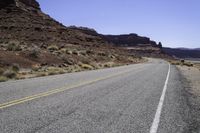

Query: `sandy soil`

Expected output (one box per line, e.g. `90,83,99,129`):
177,65,200,131
178,65,200,96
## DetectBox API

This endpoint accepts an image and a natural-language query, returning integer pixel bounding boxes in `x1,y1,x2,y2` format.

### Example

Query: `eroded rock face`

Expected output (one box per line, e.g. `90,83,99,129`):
18,0,40,9
0,0,40,10
0,0,15,9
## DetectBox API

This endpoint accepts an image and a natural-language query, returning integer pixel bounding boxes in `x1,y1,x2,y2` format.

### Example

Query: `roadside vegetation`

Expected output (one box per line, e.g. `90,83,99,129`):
169,59,194,67
0,65,19,82
169,59,200,71
0,42,145,82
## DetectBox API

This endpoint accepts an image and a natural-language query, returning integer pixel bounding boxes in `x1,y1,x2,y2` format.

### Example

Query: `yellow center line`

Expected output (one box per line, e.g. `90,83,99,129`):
0,67,143,110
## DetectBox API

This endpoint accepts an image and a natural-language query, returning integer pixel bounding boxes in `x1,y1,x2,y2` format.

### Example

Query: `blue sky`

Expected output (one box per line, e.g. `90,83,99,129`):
38,0,200,48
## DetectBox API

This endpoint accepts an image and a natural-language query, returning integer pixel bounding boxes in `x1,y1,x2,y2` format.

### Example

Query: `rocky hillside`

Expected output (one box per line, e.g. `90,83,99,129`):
0,0,144,81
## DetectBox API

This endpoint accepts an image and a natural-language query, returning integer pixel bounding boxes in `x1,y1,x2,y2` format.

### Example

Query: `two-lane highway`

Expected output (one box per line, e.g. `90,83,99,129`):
0,59,190,133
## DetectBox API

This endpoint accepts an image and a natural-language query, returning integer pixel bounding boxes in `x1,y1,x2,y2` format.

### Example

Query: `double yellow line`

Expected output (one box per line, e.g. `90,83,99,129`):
0,68,138,110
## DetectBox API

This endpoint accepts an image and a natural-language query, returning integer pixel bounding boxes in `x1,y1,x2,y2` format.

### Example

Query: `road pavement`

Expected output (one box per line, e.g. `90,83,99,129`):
0,59,192,133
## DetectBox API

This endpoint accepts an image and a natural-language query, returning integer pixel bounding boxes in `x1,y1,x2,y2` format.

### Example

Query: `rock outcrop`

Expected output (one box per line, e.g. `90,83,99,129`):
102,34,159,47
17,0,40,9
0,0,40,10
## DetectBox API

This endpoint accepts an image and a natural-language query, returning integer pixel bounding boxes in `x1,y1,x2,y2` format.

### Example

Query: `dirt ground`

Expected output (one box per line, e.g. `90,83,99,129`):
177,65,200,131
178,65,200,97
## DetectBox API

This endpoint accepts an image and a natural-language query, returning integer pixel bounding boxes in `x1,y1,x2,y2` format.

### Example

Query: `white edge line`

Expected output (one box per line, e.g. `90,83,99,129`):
150,63,171,133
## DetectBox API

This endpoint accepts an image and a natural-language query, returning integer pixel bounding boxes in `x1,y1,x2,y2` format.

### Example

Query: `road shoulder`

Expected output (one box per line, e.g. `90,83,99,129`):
177,65,200,132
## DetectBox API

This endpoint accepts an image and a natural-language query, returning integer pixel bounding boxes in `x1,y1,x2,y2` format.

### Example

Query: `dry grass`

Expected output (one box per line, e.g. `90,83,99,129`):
0,68,4,75
80,64,94,70
3,70,17,79
48,69,65,75
36,72,48,77
194,63,200,71
47,45,59,52
6,41,22,51
0,76,8,82
169,59,194,67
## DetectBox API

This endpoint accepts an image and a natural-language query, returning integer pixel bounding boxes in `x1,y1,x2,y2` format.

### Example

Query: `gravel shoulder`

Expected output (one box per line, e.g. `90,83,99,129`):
177,65,200,132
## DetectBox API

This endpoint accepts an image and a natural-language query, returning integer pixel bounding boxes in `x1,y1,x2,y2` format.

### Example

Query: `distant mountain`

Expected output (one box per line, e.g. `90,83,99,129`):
102,34,159,47
163,47,200,59
175,47,200,51
194,48,200,51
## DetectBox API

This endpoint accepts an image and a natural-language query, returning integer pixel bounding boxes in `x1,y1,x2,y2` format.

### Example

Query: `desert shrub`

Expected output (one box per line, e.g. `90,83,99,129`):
80,64,93,70
104,62,114,68
60,48,67,53
48,71,57,75
0,76,8,82
63,58,74,65
36,72,47,77
86,50,94,55
169,60,180,65
79,51,86,56
81,59,90,64
7,42,22,51
66,50,73,55
181,59,185,63
29,48,40,58
183,62,193,67
72,50,80,55
58,70,65,74
3,70,16,79
47,67,65,75
104,64,111,68
48,70,65,75
0,68,4,75
12,64,20,72
109,54,115,59
32,65,41,71
47,45,59,52
98,52,106,56
0,39,3,43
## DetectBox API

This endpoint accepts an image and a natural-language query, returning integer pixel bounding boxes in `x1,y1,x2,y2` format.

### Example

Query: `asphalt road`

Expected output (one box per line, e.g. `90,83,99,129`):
0,59,192,133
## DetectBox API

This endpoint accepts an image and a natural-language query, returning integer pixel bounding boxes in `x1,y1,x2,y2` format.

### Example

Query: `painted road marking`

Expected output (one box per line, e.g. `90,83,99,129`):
150,63,171,133
0,67,146,110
